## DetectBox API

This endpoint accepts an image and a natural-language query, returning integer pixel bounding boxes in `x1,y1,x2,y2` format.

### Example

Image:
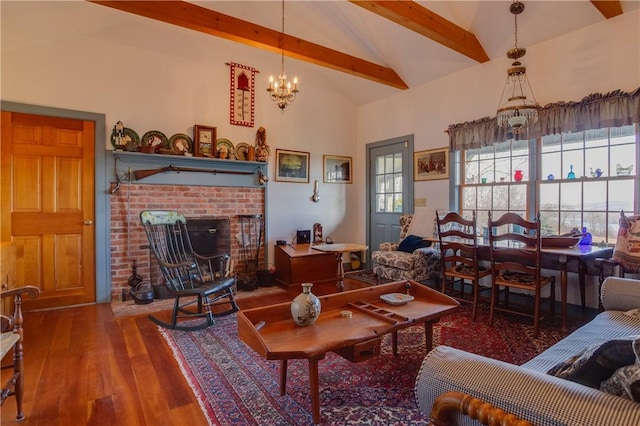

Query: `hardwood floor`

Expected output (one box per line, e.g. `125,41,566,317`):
1,279,368,426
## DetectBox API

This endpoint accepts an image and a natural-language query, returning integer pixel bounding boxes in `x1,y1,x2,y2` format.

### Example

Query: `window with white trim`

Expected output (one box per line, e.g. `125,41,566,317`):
538,125,637,243
458,139,530,230
375,153,403,212
457,124,638,242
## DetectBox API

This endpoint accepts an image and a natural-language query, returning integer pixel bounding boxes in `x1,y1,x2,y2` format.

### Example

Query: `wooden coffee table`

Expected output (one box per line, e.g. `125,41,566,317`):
237,281,459,424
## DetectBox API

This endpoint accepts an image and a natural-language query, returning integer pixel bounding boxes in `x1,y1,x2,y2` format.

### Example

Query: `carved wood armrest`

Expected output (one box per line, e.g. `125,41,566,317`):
0,285,40,333
428,391,532,426
0,285,40,300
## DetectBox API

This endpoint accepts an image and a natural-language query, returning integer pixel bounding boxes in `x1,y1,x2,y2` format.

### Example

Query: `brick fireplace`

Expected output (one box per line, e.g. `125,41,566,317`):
109,183,265,301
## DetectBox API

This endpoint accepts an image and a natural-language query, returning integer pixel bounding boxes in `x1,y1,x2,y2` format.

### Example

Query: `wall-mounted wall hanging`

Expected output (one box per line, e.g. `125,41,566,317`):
228,62,257,127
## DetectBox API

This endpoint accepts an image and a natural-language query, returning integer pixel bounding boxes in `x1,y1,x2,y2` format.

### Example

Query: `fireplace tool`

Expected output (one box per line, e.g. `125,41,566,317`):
237,214,264,290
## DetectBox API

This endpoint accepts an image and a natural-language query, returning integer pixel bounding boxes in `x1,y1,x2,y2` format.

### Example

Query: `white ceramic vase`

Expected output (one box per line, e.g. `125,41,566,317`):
291,283,321,326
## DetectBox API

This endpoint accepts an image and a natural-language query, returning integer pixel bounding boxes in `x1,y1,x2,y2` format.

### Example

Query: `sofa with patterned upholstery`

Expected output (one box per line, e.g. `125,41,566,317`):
415,276,640,426
371,214,441,282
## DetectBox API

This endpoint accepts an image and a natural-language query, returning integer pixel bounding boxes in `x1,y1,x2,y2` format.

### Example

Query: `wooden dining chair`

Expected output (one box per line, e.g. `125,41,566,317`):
436,210,491,321
1,285,40,421
487,212,555,337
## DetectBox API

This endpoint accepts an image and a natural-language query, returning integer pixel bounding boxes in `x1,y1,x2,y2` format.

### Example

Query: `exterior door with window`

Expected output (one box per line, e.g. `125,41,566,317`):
367,136,414,262
1,111,96,310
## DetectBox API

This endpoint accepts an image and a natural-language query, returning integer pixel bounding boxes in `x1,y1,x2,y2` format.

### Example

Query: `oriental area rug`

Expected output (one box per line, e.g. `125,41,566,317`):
159,303,585,426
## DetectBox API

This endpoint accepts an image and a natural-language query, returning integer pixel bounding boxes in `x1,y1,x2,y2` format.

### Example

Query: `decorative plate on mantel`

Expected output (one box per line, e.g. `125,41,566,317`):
235,142,250,160
169,133,193,154
216,138,235,159
141,130,169,149
110,127,139,149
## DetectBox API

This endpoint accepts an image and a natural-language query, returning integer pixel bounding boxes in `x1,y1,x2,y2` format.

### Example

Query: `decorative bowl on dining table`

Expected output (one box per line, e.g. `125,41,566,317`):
540,236,582,248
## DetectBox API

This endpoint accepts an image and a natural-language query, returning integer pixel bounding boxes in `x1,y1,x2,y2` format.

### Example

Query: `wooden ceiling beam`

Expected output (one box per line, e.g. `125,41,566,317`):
88,1,408,90
349,0,489,63
590,1,624,19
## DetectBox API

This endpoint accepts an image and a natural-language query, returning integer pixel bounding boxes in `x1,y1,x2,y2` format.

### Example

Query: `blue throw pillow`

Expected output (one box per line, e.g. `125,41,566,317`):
398,235,431,253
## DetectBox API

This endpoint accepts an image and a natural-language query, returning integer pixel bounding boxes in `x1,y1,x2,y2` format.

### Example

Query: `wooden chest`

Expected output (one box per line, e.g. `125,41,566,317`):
273,243,336,288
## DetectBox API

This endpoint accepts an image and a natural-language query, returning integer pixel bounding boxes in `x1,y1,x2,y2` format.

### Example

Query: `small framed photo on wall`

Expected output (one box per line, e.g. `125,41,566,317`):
323,155,352,183
275,149,310,183
193,124,216,157
414,147,450,181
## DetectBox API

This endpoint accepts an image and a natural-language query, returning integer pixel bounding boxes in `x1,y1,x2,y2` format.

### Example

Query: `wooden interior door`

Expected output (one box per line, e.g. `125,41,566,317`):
0,111,96,310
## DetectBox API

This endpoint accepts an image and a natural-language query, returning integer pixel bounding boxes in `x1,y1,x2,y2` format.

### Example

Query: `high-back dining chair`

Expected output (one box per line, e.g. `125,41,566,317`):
140,210,238,331
488,212,555,337
436,210,491,321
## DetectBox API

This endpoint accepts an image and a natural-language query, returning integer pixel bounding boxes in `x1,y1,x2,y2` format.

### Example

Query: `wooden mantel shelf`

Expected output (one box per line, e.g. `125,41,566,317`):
109,150,268,189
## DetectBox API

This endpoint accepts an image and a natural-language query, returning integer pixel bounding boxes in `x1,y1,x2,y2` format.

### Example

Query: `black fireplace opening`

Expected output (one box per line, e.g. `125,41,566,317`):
185,216,231,257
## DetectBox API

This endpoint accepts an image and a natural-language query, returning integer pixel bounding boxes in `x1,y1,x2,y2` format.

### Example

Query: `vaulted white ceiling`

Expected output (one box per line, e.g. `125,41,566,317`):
5,1,639,105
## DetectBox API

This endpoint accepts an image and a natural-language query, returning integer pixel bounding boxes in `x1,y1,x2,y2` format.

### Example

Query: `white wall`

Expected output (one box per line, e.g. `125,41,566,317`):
356,10,640,306
3,2,639,305
0,1,361,265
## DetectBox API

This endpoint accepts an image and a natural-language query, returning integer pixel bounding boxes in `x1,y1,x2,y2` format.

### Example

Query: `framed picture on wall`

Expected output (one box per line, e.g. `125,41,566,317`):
414,147,449,181
193,124,216,157
275,149,310,183
323,155,352,183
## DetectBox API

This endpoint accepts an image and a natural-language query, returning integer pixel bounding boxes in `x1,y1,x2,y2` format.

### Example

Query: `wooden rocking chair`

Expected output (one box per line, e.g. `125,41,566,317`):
140,210,238,331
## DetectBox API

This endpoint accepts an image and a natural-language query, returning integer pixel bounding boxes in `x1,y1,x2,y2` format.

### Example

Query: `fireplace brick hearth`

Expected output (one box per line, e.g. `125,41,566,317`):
109,183,265,301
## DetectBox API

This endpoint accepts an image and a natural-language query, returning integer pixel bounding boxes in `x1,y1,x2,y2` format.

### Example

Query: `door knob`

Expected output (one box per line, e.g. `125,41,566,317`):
84,220,93,225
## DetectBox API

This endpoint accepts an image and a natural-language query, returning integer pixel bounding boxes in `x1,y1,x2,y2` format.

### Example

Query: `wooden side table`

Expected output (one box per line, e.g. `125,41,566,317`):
312,243,369,291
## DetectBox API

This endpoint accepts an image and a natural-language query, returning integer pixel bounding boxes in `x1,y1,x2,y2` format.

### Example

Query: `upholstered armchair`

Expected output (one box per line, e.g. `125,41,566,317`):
372,214,441,282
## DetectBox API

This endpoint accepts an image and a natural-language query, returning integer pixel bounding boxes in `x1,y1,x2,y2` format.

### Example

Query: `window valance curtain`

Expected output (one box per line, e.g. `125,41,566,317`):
447,87,640,151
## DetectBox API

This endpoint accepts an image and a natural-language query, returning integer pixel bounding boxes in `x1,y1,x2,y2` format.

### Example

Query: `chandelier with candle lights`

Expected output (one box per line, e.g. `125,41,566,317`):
267,0,299,110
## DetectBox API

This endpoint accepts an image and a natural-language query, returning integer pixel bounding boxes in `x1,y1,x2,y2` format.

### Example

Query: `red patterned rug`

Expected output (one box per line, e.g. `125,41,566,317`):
160,303,584,425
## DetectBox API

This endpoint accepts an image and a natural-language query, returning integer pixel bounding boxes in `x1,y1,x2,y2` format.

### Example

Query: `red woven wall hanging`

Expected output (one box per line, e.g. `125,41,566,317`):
228,62,257,127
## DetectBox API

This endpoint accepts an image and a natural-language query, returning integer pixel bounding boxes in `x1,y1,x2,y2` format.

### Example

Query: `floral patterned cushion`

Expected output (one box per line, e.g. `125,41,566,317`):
378,242,399,251
372,249,421,270
373,247,441,282
399,214,414,240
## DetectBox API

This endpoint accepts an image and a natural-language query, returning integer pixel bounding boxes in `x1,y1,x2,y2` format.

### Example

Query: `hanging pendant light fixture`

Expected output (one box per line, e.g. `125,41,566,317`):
496,1,539,135
267,0,299,110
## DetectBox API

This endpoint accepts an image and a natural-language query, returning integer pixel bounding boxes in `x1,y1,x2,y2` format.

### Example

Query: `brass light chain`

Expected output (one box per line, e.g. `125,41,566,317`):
280,0,285,75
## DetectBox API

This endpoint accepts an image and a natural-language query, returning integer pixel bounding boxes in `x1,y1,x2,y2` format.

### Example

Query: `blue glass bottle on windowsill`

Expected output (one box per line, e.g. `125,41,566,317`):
567,165,576,179
578,226,592,245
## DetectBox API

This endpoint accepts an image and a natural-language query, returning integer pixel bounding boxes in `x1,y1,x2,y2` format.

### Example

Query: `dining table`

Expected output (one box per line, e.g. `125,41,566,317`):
426,235,613,331
530,243,612,329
